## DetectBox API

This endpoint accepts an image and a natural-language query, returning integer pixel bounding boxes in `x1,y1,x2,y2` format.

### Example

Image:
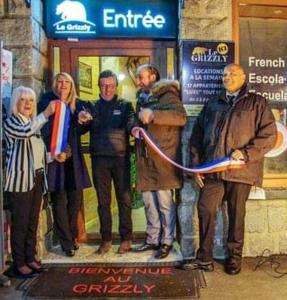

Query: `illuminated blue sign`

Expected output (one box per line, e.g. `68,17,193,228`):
44,0,178,39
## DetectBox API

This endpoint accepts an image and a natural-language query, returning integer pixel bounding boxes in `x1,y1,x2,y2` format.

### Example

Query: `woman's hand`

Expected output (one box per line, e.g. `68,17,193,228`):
43,100,57,118
55,152,67,163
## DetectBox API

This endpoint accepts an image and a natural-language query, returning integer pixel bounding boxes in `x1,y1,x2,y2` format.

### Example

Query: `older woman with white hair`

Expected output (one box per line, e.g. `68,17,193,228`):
4,86,55,278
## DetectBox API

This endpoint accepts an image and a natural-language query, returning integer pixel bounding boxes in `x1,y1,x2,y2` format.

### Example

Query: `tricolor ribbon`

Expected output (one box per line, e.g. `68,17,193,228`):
50,100,71,158
134,127,245,174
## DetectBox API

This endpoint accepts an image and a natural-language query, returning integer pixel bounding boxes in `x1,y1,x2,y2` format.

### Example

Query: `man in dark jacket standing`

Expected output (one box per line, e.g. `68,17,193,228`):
188,63,277,274
79,70,135,255
132,64,187,259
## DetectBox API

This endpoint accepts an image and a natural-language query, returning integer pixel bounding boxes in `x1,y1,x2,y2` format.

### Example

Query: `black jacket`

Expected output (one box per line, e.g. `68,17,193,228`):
81,96,135,157
190,85,277,186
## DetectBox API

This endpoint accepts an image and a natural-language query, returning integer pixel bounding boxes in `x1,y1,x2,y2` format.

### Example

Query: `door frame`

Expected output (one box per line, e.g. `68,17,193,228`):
47,39,177,241
48,39,177,88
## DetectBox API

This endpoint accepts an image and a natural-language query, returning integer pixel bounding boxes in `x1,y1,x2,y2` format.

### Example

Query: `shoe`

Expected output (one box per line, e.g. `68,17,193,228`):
64,249,75,257
133,242,160,252
97,241,112,255
155,244,172,259
118,240,132,254
61,245,76,257
73,242,79,251
183,259,214,272
225,258,241,275
14,266,38,279
27,261,48,273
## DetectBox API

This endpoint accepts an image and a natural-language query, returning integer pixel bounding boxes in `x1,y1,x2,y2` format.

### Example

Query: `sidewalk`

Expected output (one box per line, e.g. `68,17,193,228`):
200,257,287,300
1,244,287,299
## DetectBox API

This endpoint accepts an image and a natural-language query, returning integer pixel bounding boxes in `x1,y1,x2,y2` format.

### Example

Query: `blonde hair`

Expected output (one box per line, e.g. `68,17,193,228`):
52,72,77,112
10,86,37,117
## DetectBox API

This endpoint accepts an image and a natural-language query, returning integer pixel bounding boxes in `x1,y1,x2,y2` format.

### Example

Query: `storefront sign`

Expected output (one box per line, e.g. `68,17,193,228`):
244,56,287,101
44,0,178,39
182,40,234,116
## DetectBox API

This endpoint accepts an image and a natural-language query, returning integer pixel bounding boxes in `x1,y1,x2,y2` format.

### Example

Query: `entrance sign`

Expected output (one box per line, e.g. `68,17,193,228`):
182,40,234,116
44,0,178,39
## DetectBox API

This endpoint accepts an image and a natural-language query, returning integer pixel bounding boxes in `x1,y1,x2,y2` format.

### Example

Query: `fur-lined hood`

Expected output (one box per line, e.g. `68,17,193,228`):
151,80,180,98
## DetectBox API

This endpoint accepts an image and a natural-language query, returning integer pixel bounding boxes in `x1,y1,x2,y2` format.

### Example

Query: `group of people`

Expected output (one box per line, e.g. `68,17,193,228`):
3,62,276,279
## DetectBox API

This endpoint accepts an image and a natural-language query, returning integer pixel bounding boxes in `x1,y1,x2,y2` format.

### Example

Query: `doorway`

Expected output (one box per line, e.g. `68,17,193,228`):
48,39,176,240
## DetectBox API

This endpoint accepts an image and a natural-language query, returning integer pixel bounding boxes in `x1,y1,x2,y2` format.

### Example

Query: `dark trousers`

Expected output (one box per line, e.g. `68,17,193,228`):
50,190,82,251
197,179,251,262
91,155,132,241
8,171,43,268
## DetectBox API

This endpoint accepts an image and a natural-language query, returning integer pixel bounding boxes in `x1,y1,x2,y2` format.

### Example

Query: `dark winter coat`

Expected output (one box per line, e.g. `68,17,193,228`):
190,85,277,186
38,92,91,192
80,96,135,157
135,80,187,191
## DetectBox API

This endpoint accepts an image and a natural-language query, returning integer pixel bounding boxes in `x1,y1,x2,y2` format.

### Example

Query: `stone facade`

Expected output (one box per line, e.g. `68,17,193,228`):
0,0,51,258
1,0,286,260
178,0,287,259
0,0,47,97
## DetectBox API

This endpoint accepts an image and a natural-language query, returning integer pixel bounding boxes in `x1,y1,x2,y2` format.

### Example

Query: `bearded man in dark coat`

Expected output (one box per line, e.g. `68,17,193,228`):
132,64,187,259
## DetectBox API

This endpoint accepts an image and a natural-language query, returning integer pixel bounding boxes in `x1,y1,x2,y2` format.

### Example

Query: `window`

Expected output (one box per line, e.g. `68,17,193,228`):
234,0,287,188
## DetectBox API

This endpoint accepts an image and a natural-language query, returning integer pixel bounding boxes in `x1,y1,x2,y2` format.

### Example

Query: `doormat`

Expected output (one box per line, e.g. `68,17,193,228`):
23,264,206,299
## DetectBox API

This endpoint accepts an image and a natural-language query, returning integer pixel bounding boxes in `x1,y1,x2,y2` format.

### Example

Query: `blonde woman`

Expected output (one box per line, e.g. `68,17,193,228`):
4,86,55,278
38,72,91,257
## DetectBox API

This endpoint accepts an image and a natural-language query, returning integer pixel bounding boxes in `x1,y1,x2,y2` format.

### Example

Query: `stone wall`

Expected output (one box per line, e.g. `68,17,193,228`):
244,199,287,256
0,0,47,97
0,0,51,258
178,0,287,259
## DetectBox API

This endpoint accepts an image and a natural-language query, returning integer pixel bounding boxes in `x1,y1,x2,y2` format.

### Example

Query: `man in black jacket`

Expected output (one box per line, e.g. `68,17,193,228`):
79,70,135,255
188,64,276,275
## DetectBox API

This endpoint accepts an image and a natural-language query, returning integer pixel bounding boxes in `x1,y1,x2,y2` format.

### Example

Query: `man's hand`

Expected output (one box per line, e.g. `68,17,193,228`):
131,127,140,139
231,149,244,161
78,110,92,125
194,173,205,188
139,108,154,124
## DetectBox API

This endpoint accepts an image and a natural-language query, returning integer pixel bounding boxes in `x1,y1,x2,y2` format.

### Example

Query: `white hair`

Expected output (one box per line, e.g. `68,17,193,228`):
10,86,37,117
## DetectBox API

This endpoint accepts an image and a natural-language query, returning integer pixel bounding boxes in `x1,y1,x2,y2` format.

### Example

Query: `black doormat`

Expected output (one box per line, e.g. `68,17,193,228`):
23,264,206,299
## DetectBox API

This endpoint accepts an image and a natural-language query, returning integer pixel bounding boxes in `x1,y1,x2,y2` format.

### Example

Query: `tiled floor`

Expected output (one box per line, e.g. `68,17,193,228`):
42,242,183,265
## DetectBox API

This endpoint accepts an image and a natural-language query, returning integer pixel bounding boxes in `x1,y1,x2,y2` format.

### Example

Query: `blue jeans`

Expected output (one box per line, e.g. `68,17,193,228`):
142,190,176,246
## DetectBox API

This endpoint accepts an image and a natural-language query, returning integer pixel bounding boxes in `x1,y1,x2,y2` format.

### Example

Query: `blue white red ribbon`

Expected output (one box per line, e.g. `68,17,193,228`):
50,100,71,158
134,127,245,174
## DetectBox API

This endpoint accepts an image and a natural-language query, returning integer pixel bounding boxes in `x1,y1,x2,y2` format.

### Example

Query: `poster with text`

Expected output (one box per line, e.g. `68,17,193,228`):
240,18,287,181
182,40,234,116
1,48,13,118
